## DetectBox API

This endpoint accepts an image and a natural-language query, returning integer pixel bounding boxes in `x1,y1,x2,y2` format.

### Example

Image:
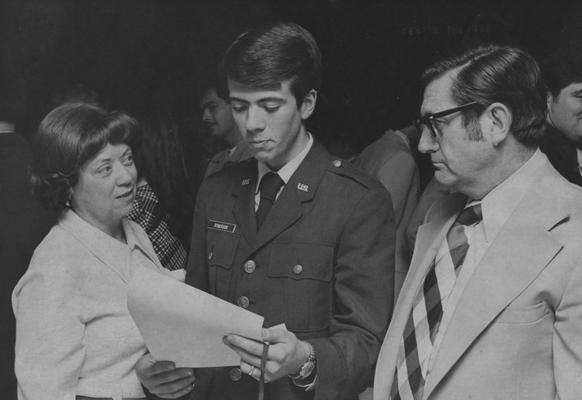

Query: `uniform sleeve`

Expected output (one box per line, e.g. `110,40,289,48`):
185,181,209,291
309,186,395,400
554,254,582,400
13,256,85,400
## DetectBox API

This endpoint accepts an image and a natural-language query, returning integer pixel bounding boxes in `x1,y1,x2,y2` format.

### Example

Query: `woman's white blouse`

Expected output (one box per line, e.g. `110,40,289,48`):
12,209,184,400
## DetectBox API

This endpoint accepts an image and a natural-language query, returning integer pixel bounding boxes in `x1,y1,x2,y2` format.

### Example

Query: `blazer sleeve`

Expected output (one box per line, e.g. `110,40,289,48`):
553,254,582,400
309,185,395,400
13,255,86,400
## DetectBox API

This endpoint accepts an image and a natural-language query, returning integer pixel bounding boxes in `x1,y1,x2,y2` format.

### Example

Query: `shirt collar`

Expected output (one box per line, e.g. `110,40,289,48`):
256,132,313,193
477,149,546,243
60,208,152,264
123,218,150,253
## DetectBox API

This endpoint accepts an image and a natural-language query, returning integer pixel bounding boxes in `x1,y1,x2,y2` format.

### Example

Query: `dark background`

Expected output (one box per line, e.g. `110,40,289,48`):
1,0,581,397
2,0,581,156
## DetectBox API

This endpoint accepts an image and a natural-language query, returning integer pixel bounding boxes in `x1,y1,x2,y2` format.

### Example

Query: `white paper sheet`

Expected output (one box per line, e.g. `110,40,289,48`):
127,266,264,367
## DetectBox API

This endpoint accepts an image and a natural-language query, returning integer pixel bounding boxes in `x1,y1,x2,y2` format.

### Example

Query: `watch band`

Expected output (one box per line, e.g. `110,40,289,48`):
289,342,316,383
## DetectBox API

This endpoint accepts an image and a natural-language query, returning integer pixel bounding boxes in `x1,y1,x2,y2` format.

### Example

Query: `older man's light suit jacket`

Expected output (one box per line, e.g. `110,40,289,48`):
374,154,582,400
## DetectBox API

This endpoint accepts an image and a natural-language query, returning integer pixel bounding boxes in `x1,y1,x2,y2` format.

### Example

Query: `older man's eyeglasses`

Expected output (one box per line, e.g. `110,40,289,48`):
414,101,480,139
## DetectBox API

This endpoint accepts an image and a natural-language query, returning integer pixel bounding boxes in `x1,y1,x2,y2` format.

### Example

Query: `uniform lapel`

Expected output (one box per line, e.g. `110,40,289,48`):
374,192,466,400
423,167,566,399
252,142,329,253
232,160,258,246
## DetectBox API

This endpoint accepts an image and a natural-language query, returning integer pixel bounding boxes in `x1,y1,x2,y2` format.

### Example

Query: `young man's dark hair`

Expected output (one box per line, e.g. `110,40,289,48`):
223,21,322,106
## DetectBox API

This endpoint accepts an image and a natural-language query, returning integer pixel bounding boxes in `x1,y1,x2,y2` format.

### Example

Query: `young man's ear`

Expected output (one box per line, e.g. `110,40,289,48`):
483,102,511,146
300,89,317,120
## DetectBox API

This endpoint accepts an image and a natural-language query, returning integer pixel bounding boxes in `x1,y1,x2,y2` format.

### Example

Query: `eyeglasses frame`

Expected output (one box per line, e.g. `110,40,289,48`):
414,101,481,140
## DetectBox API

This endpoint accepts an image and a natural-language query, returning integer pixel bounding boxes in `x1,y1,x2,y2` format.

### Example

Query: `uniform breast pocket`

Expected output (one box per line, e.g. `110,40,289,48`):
268,242,334,333
206,227,240,296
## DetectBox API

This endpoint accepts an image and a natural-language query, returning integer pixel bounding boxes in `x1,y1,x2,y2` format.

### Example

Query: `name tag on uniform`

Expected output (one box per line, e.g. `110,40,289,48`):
208,219,237,234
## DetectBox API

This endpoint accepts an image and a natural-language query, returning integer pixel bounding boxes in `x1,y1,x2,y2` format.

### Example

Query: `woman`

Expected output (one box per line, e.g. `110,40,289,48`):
12,102,193,400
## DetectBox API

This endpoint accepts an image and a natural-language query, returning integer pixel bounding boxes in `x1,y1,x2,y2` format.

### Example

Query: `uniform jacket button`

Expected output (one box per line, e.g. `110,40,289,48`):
243,260,256,274
229,367,242,381
293,264,303,275
237,296,250,309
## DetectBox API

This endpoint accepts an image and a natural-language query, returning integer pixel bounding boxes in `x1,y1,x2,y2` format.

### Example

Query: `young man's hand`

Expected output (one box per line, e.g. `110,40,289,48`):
223,325,311,382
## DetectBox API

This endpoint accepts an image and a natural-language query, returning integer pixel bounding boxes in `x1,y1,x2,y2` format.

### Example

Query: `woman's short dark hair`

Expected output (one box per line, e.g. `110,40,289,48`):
223,21,322,107
421,45,547,146
31,102,140,210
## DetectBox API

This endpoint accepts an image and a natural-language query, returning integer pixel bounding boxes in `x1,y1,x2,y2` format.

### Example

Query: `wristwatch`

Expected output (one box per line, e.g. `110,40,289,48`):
290,342,316,382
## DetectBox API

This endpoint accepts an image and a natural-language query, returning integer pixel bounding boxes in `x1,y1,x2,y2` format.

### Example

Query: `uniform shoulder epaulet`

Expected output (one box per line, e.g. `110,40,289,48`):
207,158,255,179
201,161,253,195
326,158,382,190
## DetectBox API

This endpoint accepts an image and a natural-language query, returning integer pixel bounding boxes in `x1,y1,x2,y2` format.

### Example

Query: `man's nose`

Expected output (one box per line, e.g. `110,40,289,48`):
202,108,212,122
418,127,439,154
245,107,265,133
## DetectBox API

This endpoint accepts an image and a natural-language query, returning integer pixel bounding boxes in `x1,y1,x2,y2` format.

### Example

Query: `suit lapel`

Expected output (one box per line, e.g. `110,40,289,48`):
423,166,566,399
232,160,258,246
398,192,467,316
374,192,466,400
252,142,329,253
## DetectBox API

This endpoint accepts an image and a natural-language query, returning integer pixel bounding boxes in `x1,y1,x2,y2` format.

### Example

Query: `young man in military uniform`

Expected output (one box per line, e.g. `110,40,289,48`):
137,21,395,400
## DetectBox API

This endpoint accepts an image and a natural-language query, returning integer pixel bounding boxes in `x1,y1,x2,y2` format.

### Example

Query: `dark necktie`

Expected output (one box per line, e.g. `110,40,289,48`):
256,172,284,230
390,203,482,400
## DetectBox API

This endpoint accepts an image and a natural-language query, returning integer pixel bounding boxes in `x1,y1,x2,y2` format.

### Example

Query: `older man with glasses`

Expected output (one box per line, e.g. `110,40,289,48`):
373,45,582,400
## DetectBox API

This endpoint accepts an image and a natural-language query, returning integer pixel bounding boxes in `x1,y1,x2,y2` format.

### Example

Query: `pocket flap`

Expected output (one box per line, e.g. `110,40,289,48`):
206,229,239,269
495,302,550,324
268,242,333,281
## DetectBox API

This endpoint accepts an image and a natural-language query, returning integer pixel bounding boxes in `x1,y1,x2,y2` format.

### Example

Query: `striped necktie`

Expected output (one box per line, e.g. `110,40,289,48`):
390,203,482,400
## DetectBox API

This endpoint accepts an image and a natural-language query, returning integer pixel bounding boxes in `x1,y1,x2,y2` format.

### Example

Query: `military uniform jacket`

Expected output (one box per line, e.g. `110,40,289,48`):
186,141,395,400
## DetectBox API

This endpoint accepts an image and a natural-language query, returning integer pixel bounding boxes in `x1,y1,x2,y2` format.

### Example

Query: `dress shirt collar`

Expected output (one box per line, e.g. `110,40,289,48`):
477,149,546,243
256,132,313,193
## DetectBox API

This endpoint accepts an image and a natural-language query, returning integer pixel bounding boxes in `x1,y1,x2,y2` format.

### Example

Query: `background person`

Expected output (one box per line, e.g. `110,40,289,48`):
352,126,420,302
12,102,193,400
0,95,57,398
200,81,253,177
129,101,194,271
540,40,582,186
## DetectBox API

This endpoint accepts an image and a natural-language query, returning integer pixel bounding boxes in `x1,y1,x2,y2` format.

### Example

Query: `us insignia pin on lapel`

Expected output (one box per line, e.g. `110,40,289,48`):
297,183,309,192
242,178,250,186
